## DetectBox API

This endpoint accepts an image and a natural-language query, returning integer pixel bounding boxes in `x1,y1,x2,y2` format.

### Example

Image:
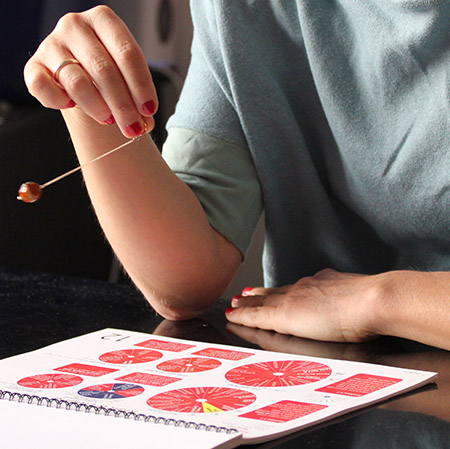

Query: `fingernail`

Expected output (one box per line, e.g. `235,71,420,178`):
125,121,143,137
103,115,115,125
231,295,241,306
65,100,76,108
225,307,235,314
242,287,254,296
142,100,157,116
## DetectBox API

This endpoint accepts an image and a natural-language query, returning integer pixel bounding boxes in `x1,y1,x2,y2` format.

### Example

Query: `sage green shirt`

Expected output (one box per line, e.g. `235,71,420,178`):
163,0,450,287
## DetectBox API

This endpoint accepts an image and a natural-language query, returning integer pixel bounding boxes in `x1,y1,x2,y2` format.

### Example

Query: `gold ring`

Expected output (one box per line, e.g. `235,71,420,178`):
53,59,81,83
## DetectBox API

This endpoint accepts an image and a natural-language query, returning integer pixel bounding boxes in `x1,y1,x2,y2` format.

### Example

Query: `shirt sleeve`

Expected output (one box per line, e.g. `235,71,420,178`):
162,127,262,257
165,0,248,149
162,1,263,256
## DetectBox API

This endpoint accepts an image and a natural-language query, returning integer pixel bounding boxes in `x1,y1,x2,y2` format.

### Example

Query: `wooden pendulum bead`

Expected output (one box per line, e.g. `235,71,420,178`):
17,182,42,203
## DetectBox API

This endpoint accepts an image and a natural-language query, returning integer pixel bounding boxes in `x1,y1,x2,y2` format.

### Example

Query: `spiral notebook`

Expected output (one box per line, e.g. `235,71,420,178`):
0,328,437,448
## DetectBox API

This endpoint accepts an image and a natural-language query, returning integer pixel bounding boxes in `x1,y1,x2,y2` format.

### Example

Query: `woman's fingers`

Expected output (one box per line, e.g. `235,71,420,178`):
51,52,114,126
24,5,158,138
240,285,290,296
231,285,290,308
88,6,158,117
231,293,289,308
24,60,76,110
226,300,346,342
226,304,282,332
73,7,157,136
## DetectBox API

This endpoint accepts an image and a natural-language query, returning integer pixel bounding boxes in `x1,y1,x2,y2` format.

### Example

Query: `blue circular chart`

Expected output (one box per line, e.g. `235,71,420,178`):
78,383,144,399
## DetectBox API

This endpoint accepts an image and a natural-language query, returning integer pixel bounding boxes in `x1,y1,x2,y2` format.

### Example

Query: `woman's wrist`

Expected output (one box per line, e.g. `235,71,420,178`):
365,270,450,350
364,271,402,338
340,271,398,342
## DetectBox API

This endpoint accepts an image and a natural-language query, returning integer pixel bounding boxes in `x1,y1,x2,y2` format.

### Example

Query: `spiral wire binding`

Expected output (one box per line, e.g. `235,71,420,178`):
0,389,239,434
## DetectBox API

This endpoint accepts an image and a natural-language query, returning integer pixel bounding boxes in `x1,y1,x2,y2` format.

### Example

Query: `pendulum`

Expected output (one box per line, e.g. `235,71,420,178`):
17,124,147,204
17,182,43,203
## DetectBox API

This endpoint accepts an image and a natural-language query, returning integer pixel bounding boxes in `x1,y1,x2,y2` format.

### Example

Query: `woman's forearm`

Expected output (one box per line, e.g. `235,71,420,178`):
62,109,241,319
374,271,450,350
22,6,240,319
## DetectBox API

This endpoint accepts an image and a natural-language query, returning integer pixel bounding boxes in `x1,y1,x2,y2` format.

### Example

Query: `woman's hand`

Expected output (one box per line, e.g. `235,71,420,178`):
226,269,450,350
226,269,379,343
24,5,158,138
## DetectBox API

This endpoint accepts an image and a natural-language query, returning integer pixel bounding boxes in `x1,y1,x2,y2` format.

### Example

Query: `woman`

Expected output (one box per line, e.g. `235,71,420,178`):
24,1,450,349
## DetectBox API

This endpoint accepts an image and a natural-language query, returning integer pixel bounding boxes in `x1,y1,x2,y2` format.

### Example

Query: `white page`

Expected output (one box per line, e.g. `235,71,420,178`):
0,328,437,444
0,399,242,449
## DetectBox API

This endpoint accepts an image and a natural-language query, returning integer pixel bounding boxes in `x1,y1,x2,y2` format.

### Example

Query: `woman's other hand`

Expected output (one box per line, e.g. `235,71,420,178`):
226,269,450,350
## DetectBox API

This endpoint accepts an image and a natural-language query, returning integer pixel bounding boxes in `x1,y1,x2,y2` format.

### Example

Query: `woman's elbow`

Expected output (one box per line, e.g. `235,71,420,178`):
140,281,228,321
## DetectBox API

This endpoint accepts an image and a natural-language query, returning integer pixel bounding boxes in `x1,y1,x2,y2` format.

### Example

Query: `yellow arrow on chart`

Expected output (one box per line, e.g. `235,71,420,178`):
202,402,223,413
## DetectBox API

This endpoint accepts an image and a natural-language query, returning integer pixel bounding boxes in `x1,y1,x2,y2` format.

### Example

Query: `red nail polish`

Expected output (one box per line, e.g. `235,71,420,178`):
65,100,76,108
225,307,235,314
125,121,143,137
142,100,156,116
103,115,115,125
242,287,253,296
232,295,241,301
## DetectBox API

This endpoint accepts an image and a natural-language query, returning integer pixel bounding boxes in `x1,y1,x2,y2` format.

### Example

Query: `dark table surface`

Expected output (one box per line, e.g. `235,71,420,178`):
1,267,449,448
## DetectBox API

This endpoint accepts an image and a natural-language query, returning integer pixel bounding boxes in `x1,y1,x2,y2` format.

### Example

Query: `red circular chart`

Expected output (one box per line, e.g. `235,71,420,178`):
78,383,144,400
17,373,84,389
147,386,256,413
156,357,221,373
99,349,163,365
225,360,332,387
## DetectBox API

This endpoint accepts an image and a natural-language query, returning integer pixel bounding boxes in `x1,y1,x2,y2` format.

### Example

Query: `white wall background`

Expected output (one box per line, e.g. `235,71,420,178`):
108,0,192,77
